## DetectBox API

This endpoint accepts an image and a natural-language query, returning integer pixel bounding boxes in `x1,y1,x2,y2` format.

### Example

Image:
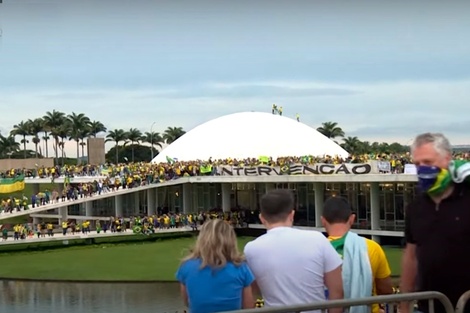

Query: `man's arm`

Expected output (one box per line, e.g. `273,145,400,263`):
375,276,393,295
251,280,261,296
321,234,344,313
400,203,417,300
400,243,417,293
373,243,393,295
324,265,344,313
399,243,417,313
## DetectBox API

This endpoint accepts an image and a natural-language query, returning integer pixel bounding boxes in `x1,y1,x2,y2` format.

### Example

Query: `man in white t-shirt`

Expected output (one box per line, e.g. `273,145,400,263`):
244,189,343,313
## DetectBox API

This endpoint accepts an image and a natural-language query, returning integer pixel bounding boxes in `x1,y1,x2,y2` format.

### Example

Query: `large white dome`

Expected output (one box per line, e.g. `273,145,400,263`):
152,112,349,163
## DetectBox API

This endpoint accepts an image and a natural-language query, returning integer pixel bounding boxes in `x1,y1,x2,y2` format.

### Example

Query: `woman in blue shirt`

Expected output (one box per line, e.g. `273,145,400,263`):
176,219,255,313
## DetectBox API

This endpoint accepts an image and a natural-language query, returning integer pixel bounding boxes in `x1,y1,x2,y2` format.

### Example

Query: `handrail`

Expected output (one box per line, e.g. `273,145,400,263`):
221,291,454,313
455,290,470,313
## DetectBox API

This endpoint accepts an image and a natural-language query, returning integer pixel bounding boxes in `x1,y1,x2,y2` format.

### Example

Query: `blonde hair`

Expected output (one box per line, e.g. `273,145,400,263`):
182,219,244,269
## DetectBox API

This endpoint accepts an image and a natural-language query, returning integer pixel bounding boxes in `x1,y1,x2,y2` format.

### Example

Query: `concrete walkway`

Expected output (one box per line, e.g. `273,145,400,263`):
0,227,193,246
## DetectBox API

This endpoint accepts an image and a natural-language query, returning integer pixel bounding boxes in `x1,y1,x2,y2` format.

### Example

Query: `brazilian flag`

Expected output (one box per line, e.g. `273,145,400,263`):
64,176,71,189
166,156,175,165
329,233,347,259
0,175,25,194
280,164,290,175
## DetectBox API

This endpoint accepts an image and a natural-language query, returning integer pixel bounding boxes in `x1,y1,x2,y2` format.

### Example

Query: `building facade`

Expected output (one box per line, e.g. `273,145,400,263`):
17,170,418,242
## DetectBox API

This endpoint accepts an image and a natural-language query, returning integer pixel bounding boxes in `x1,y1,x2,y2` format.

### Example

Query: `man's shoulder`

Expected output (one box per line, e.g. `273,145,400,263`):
364,238,388,260
364,237,382,251
244,234,266,252
296,228,328,240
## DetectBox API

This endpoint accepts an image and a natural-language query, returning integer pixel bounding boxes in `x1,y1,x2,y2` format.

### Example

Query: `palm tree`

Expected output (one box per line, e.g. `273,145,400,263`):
359,141,372,155
106,129,128,164
163,126,186,144
10,120,31,159
89,120,107,138
42,127,50,158
43,110,66,163
142,131,163,160
341,136,361,155
316,122,345,139
28,118,44,158
57,121,71,165
68,112,91,164
0,134,20,158
79,127,91,161
126,128,143,162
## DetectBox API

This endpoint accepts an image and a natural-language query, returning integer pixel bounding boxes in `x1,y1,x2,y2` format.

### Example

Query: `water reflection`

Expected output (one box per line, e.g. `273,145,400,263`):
0,280,185,313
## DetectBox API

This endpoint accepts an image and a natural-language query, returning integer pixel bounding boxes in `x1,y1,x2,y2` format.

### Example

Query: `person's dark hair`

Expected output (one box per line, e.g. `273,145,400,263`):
322,196,352,224
259,189,295,223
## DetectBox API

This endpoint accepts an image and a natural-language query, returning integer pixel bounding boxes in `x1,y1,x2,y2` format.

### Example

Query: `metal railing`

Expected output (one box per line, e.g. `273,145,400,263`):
456,290,470,313
221,291,454,313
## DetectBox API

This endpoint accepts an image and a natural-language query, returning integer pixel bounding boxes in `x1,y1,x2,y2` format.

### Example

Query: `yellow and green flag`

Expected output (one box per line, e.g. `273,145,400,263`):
200,164,212,174
259,156,269,164
0,175,25,194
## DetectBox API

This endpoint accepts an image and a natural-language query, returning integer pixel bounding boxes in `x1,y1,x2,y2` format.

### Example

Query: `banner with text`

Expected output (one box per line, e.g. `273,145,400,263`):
216,163,373,176
377,161,391,172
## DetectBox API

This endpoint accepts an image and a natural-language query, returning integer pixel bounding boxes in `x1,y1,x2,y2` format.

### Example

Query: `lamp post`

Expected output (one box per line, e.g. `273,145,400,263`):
150,122,156,161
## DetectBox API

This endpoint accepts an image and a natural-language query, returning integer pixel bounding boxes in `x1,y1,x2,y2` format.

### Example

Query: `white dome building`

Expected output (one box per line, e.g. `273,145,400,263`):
152,112,349,163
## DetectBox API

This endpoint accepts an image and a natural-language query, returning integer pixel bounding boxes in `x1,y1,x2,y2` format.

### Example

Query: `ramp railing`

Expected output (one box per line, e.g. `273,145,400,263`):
221,291,454,313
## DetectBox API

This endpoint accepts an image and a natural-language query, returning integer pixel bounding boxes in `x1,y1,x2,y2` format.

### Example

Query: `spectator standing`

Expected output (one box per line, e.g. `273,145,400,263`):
401,133,470,313
322,196,393,313
176,218,254,313
244,189,343,313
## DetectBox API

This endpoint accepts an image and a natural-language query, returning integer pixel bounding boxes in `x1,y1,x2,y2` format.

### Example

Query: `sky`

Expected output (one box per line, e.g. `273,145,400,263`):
0,0,470,157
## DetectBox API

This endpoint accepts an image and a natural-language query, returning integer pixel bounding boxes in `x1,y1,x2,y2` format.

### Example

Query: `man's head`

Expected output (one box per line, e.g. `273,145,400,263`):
321,196,354,231
411,132,452,169
259,189,295,226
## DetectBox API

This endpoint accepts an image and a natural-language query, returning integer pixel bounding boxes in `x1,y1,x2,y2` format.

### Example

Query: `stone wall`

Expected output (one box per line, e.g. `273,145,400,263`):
87,137,106,165
0,158,54,171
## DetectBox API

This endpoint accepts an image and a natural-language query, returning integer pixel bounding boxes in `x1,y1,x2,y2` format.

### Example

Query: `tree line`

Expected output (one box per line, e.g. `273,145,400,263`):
316,121,409,155
0,110,186,164
0,113,409,165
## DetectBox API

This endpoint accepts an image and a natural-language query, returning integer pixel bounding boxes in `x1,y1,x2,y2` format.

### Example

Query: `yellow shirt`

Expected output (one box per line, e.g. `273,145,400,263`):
329,236,391,313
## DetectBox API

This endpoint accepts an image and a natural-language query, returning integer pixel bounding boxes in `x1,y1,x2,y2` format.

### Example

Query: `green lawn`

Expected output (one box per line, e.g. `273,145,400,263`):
383,247,402,277
0,237,402,281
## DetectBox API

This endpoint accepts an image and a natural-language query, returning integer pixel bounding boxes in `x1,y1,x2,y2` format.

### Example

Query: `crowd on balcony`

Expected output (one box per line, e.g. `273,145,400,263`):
0,153,413,180
1,152,470,215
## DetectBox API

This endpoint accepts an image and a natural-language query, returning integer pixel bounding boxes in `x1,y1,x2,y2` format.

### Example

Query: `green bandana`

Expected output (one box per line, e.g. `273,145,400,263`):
428,160,470,196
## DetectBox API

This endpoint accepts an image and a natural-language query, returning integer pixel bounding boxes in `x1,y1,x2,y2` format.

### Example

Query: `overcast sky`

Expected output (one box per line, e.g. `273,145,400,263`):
1,0,469,156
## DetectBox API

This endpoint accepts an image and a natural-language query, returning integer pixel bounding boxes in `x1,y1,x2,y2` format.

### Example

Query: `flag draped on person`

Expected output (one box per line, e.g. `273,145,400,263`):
0,175,25,194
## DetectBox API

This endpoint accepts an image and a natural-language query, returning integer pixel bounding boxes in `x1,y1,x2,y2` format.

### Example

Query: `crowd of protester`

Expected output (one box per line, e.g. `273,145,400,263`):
1,132,468,312
0,153,413,181
0,210,248,240
1,151,470,181
2,151,470,215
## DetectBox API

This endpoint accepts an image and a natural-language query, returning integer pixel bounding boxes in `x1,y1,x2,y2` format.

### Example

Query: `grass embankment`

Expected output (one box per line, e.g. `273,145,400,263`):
0,237,402,281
